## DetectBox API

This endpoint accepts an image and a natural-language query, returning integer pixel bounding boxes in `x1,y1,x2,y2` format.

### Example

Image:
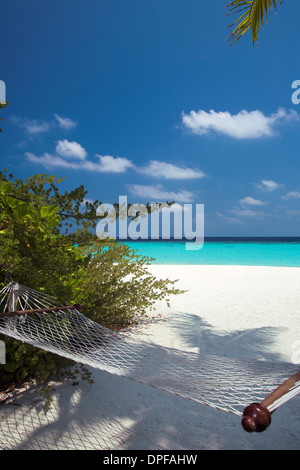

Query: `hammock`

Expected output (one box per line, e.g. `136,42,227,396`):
0,281,299,434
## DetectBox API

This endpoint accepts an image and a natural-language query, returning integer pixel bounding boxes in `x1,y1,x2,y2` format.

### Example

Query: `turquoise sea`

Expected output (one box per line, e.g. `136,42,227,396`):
123,238,300,267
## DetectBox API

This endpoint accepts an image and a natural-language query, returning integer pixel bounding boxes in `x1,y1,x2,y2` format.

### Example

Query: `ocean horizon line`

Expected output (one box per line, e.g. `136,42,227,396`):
118,236,300,243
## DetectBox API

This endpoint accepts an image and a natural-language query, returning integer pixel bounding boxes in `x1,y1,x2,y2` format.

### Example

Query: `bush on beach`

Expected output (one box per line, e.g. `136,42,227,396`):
0,171,182,390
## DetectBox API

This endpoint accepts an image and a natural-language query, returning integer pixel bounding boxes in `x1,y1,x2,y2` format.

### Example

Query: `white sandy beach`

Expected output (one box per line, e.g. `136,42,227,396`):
1,265,300,450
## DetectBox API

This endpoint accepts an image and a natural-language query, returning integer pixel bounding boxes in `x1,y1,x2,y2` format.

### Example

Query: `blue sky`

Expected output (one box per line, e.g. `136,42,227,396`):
1,0,300,236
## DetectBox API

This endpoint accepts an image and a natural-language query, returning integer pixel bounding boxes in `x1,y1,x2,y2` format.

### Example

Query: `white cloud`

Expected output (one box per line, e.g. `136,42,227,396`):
239,196,267,206
11,113,77,135
25,148,133,174
25,152,80,169
230,208,266,217
94,154,133,173
25,140,200,179
181,108,299,139
54,113,77,130
11,115,51,135
138,160,205,179
56,139,87,160
126,184,195,203
282,191,300,200
256,179,282,191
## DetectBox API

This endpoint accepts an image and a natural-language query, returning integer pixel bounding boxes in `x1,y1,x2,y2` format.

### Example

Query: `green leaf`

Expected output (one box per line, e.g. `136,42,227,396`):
0,181,12,194
226,0,284,45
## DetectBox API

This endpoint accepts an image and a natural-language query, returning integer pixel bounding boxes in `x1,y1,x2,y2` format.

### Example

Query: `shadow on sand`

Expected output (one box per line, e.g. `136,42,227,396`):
0,312,299,450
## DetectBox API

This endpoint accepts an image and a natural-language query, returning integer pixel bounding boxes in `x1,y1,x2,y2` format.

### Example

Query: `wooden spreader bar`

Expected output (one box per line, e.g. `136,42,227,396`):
241,371,300,433
0,304,83,319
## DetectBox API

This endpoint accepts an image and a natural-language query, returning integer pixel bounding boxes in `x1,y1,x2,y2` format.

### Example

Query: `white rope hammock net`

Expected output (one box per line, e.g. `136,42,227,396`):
0,281,299,422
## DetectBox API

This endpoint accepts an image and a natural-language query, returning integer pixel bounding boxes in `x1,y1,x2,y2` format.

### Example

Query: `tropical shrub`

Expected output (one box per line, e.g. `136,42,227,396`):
0,171,182,389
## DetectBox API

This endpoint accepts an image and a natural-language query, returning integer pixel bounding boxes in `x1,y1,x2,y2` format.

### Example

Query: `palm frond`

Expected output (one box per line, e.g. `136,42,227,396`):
226,0,284,46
